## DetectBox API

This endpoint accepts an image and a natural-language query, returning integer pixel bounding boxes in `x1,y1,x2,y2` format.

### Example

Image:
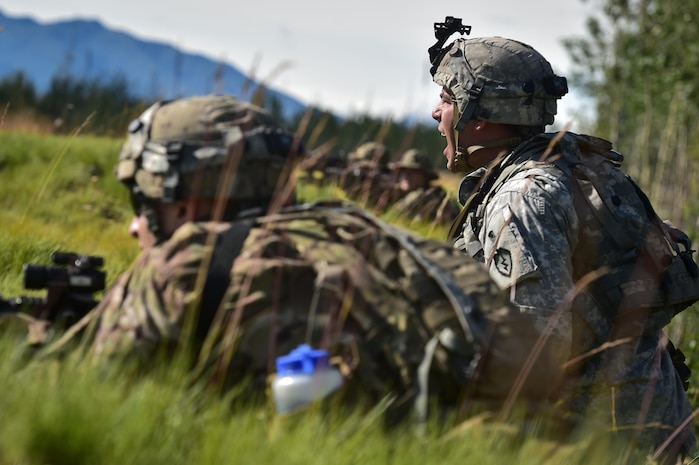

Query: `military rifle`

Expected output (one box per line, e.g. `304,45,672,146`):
0,251,106,326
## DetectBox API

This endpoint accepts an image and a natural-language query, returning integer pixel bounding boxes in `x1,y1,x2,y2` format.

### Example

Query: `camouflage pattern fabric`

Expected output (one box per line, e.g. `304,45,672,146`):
453,132,696,456
46,201,561,423
347,142,390,166
338,142,394,207
116,95,297,205
338,163,395,209
388,149,438,181
431,37,567,130
391,186,461,226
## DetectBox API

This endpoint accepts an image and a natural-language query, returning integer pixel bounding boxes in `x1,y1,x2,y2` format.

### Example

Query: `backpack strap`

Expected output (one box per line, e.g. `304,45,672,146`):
447,135,557,244
572,164,637,250
416,326,475,431
196,217,256,341
447,204,471,243
447,161,517,243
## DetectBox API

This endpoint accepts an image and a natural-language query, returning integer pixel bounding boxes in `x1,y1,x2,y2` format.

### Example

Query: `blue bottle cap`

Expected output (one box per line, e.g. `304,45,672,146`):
276,344,331,375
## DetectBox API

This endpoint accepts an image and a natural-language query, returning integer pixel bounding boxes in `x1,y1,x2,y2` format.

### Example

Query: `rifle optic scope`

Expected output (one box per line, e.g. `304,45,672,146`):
23,252,106,293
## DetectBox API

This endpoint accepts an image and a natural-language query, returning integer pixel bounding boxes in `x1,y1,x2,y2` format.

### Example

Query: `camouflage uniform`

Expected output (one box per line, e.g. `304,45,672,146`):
388,149,461,226
453,133,696,454
428,28,695,457
338,142,395,209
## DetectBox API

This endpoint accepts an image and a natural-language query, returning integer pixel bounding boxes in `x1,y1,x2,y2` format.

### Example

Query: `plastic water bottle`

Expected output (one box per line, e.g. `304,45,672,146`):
272,344,344,414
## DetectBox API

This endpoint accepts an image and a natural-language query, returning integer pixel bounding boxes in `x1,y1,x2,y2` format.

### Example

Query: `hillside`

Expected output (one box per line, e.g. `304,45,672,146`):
0,9,306,119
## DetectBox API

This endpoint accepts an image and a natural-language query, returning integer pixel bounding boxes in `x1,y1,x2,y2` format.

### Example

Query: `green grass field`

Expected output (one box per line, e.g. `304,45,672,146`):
0,130,695,464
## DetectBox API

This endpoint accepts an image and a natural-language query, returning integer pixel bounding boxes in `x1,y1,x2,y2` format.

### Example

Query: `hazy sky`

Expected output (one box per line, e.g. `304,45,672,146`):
0,1,596,129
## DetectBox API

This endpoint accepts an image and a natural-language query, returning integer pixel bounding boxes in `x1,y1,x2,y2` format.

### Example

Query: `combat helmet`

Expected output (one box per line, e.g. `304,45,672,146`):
116,94,301,233
347,142,390,168
388,149,438,181
428,17,568,131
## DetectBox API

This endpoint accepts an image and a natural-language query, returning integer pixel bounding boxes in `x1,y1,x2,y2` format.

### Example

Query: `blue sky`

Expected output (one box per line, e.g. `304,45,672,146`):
0,0,597,130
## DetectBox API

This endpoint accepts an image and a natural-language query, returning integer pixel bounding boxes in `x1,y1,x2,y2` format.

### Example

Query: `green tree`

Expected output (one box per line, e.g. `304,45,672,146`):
38,73,145,136
0,71,37,111
563,0,699,229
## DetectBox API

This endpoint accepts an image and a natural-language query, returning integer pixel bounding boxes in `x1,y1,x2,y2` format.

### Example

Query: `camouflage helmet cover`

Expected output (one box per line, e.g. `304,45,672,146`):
431,37,568,130
347,142,390,167
388,149,438,180
116,94,300,204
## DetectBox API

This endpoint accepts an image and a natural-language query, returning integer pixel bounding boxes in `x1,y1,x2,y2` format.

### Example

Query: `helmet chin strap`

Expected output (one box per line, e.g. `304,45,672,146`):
452,128,471,172
463,137,523,156
132,192,167,244
143,203,167,244
452,129,521,172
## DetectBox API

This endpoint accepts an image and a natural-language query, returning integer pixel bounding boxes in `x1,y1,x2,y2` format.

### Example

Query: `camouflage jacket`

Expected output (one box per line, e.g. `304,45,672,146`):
47,201,560,422
392,186,461,226
453,132,696,454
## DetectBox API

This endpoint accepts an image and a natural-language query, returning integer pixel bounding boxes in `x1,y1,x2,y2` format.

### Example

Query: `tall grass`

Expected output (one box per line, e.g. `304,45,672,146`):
0,333,655,465
0,129,692,464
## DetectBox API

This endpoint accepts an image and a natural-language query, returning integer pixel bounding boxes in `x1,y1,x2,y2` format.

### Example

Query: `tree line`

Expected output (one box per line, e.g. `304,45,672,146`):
0,71,147,137
0,70,447,171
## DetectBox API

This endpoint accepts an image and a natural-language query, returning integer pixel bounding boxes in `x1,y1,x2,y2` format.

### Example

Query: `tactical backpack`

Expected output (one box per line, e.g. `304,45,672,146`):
527,133,698,328
342,204,562,423
201,201,562,423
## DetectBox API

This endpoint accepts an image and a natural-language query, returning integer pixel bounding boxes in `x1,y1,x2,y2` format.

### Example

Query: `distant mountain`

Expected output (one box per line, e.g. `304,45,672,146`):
0,9,307,119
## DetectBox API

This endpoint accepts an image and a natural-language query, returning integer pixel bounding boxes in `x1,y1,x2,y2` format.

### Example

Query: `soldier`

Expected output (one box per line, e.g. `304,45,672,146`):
44,94,561,429
388,148,460,226
427,18,696,462
338,141,394,209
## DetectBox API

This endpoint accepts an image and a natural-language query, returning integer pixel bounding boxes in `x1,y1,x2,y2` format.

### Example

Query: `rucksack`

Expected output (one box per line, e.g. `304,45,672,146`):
344,205,562,421
200,201,562,423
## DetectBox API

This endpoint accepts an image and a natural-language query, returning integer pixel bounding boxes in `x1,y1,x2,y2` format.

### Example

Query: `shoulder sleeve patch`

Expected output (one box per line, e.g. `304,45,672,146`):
484,208,541,289
493,248,512,277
